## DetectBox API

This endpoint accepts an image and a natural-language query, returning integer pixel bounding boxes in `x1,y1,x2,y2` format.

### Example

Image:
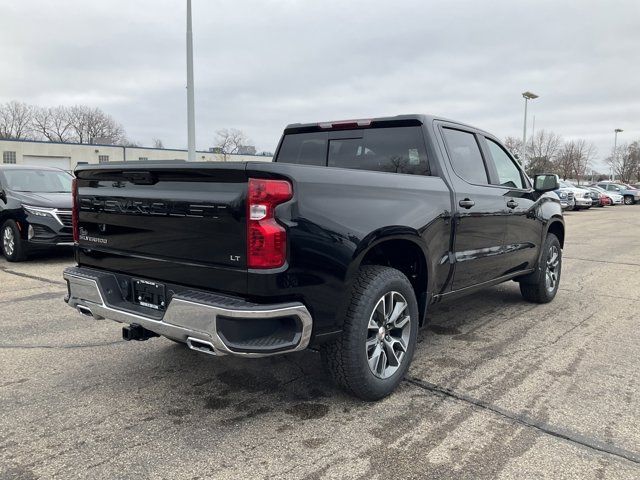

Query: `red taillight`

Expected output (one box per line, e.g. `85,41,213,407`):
247,178,293,269
72,178,79,243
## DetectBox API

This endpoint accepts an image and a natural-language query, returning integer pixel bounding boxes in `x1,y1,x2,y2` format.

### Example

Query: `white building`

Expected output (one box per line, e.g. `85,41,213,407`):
0,138,272,169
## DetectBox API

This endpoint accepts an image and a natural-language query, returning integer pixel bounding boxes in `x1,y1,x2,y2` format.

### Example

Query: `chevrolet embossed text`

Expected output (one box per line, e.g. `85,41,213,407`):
79,197,228,218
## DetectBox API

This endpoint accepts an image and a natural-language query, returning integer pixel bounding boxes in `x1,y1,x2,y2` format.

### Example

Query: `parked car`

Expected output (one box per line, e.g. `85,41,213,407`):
559,181,592,210
593,182,640,205
590,185,623,205
63,114,565,400
0,165,74,261
587,187,609,207
553,189,574,210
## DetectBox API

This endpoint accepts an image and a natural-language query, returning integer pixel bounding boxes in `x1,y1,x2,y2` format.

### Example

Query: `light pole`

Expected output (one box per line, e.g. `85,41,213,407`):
521,91,539,165
612,128,623,180
186,0,196,162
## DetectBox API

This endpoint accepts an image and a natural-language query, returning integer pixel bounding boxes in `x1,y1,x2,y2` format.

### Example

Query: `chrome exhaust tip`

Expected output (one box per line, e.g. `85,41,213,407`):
186,337,217,356
76,305,94,317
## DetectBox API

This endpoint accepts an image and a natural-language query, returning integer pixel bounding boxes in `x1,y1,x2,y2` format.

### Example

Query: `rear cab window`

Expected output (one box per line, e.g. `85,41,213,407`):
275,126,430,176
441,128,489,184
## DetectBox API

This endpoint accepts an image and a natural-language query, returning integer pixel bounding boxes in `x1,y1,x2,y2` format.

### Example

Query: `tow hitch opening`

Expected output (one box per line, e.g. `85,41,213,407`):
122,324,159,341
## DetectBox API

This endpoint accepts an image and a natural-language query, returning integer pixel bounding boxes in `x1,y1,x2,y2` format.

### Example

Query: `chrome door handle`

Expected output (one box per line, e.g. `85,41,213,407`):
459,198,475,209
507,199,519,209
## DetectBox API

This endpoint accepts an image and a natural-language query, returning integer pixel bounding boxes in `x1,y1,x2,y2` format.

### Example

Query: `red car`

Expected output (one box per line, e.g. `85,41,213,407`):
588,188,610,207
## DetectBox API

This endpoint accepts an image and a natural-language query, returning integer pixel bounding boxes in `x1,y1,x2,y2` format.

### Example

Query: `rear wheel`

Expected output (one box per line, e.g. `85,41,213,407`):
1,220,26,262
624,195,633,205
519,233,561,303
321,266,418,400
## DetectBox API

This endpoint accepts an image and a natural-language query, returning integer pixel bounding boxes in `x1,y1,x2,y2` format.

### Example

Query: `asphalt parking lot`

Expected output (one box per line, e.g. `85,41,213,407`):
1,206,639,479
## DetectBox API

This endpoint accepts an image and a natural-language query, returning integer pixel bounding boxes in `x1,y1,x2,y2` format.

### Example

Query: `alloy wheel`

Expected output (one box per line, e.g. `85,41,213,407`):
545,245,560,293
366,291,411,379
3,226,15,257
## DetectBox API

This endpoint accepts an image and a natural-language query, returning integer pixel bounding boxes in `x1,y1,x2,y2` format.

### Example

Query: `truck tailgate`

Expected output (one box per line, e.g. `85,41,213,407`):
75,164,248,294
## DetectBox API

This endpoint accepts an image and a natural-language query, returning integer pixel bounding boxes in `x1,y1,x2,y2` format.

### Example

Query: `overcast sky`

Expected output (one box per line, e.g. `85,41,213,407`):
1,0,638,169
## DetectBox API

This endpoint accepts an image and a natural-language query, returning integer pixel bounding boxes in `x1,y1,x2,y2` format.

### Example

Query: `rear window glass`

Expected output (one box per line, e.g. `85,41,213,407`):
276,127,430,175
276,132,327,167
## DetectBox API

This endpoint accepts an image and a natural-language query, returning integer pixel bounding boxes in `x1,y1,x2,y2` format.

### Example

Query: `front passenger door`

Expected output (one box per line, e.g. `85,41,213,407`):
482,137,540,271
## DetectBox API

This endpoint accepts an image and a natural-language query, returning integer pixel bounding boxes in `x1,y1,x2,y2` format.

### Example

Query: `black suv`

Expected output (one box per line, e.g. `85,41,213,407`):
0,165,74,261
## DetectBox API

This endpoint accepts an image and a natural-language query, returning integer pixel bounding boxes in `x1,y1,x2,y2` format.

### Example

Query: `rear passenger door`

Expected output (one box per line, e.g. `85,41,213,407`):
481,136,540,272
438,124,509,291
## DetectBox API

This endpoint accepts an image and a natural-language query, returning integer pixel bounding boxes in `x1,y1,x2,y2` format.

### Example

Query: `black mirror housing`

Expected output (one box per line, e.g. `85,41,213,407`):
534,174,559,192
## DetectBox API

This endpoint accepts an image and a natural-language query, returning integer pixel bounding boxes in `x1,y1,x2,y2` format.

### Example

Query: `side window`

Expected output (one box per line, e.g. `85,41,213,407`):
327,126,430,175
442,128,488,184
276,132,328,166
486,138,525,189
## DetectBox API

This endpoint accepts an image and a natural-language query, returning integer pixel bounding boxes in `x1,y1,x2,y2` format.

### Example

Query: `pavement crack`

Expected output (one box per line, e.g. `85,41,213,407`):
0,340,125,350
0,290,66,305
563,257,640,268
0,266,66,286
404,376,640,465
489,312,596,359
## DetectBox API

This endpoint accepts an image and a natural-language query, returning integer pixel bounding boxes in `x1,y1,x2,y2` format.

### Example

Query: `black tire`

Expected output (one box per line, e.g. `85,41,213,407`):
519,233,561,303
1,220,27,262
321,265,419,400
623,196,633,205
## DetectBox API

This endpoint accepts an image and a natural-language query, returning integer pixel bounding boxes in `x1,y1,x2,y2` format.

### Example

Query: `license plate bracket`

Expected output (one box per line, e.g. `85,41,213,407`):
132,279,166,311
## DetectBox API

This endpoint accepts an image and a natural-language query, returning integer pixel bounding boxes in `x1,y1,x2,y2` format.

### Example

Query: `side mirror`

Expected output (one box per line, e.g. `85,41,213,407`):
0,189,6,203
533,174,559,192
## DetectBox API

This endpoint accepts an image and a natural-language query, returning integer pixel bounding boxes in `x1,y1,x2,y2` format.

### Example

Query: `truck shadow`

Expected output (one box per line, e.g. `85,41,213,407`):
102,283,525,424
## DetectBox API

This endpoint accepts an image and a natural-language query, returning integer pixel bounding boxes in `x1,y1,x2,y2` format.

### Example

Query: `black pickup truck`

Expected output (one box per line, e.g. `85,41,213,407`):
64,114,564,400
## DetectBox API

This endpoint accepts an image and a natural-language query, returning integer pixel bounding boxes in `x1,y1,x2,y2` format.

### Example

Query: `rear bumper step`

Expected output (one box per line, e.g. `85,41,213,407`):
63,266,313,357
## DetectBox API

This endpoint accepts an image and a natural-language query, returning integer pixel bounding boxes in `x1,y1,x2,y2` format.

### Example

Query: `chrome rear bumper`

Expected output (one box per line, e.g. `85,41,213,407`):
63,267,313,357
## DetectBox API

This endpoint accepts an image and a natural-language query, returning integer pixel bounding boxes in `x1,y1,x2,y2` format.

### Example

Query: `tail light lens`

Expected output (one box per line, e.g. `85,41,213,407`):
72,178,79,243
247,178,293,269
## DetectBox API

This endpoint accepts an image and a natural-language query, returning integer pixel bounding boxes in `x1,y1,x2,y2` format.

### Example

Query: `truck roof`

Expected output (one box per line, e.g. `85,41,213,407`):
284,114,488,135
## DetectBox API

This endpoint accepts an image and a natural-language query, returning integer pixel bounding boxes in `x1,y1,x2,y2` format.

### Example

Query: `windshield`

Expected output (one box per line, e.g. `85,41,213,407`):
2,169,73,193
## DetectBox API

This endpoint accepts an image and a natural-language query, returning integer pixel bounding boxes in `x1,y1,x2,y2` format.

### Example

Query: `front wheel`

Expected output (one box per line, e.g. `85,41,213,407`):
321,266,418,400
519,233,562,303
2,220,27,262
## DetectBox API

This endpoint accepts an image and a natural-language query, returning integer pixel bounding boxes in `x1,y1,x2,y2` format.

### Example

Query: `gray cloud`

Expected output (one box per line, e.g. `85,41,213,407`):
1,0,638,169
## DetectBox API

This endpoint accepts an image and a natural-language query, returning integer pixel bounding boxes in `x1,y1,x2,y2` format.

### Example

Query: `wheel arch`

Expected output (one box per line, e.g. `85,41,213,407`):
546,217,565,248
345,228,431,326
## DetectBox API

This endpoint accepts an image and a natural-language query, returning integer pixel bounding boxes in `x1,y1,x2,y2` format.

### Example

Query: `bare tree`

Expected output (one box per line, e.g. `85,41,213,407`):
32,106,74,142
503,136,523,162
633,142,640,182
526,130,562,175
608,142,640,183
66,105,125,144
554,142,576,180
571,139,596,184
0,101,34,139
152,138,164,149
214,128,249,160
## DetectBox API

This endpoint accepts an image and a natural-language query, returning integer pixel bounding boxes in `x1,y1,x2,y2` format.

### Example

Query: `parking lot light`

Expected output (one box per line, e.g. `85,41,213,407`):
612,129,623,180
521,91,539,165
